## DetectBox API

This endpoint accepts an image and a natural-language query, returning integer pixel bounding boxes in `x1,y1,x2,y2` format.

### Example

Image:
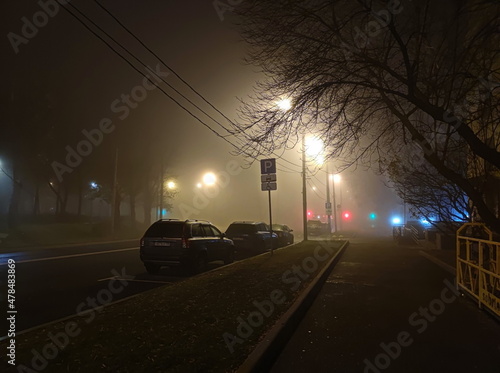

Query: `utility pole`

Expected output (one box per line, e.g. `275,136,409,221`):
268,189,273,255
326,163,332,234
111,148,118,236
332,176,338,233
403,186,407,225
302,135,308,241
159,158,164,219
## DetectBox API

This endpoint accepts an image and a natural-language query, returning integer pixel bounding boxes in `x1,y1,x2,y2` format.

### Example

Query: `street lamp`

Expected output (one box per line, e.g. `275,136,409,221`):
202,172,217,186
277,98,292,111
305,136,325,166
166,180,176,190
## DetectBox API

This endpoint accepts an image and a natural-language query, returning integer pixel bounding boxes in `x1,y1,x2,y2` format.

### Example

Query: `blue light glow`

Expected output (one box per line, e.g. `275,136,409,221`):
392,217,402,225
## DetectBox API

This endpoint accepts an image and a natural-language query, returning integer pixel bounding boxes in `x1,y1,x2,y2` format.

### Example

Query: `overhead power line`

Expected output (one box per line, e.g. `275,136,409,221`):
60,2,303,169
93,0,238,135
63,3,238,143
92,0,306,171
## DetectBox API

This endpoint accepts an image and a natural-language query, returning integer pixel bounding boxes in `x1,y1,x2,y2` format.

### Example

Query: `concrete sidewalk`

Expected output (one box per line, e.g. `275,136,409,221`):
270,237,500,373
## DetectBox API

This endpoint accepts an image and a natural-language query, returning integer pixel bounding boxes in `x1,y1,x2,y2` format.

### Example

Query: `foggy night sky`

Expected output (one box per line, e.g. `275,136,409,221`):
0,1,402,233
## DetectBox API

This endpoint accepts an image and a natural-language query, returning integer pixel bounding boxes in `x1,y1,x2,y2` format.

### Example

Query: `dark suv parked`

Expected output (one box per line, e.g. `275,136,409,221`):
272,224,294,247
225,221,277,251
140,219,235,274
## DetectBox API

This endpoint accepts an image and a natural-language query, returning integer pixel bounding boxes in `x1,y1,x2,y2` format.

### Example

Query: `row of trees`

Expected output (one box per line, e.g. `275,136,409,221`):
0,81,174,232
233,0,500,232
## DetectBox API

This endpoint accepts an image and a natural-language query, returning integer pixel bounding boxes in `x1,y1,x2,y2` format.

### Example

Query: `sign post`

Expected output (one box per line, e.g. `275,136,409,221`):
260,159,277,255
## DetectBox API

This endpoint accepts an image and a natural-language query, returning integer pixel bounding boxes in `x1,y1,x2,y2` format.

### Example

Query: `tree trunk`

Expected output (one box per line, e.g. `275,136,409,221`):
77,182,83,218
33,183,40,216
59,186,69,217
7,162,20,232
143,191,152,226
114,192,121,232
130,192,136,228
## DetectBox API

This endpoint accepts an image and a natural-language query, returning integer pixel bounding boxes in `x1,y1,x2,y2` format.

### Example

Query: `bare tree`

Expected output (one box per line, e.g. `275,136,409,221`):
233,0,500,232
386,152,471,227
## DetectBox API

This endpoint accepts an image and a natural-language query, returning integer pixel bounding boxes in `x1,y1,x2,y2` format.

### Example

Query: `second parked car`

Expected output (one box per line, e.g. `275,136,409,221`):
140,219,235,274
225,221,277,252
272,224,294,247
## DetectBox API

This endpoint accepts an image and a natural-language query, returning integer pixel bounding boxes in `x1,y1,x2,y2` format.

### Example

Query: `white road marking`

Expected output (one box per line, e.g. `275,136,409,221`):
98,276,117,282
0,247,139,265
97,276,171,284
118,278,172,284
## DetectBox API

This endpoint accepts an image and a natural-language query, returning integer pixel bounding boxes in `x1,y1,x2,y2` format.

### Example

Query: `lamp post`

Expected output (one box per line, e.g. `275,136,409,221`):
111,148,118,236
159,158,164,220
333,174,341,232
277,98,310,241
304,135,325,239
326,164,332,234
302,135,308,240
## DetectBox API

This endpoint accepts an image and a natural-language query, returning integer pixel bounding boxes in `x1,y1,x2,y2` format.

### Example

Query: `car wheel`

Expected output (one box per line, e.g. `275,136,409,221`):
224,247,235,264
145,263,160,275
190,252,207,274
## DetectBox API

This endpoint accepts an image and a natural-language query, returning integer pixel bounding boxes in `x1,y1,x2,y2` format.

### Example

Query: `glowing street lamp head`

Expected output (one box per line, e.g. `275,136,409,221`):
202,172,217,186
196,182,203,188
166,180,176,190
333,174,341,183
277,98,292,111
305,136,323,158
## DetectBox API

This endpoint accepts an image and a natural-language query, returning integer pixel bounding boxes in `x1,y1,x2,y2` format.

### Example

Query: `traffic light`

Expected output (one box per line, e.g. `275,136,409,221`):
342,211,351,220
369,212,377,220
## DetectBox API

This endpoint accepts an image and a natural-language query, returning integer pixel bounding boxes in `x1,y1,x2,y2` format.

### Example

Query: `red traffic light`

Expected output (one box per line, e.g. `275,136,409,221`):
342,211,351,220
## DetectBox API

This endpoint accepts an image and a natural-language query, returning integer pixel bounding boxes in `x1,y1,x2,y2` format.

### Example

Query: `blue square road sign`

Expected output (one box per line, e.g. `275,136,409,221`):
260,158,276,174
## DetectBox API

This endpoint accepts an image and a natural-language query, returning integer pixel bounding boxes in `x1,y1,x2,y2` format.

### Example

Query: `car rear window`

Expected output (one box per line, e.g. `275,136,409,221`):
144,222,184,238
191,224,204,237
226,224,257,235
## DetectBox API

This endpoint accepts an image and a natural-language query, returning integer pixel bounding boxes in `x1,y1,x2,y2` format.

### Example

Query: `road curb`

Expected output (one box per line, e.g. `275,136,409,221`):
237,240,349,373
419,250,455,275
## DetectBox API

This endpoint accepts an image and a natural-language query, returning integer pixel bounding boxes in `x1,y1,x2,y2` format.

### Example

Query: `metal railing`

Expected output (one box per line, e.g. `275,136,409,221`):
456,223,500,317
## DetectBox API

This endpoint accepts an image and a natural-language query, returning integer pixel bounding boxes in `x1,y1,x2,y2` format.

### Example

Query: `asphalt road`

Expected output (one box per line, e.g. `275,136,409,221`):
0,241,259,337
271,236,500,373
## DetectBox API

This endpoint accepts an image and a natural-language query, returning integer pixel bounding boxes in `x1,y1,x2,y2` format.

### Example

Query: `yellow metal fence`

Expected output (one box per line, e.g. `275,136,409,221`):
456,223,500,317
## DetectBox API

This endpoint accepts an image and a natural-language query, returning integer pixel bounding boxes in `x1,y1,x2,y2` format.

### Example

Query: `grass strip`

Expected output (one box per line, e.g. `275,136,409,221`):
6,240,343,373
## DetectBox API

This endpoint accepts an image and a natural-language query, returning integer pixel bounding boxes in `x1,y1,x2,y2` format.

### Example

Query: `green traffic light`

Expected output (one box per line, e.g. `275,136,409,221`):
369,212,377,220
